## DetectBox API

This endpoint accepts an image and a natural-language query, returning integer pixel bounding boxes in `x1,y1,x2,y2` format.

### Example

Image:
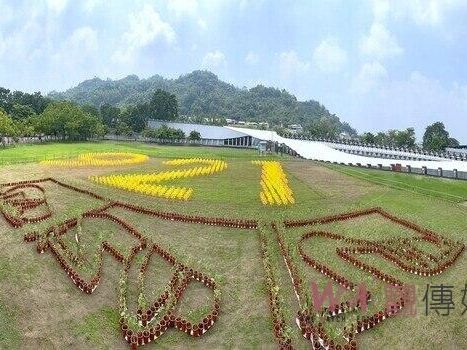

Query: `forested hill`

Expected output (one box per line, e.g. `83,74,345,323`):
49,70,356,136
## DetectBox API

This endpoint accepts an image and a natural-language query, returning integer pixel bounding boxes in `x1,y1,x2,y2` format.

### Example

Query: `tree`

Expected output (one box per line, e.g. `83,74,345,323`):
10,103,36,121
0,109,17,146
212,117,227,126
394,128,416,148
149,89,178,120
64,112,104,140
172,128,185,140
374,132,387,145
16,118,36,137
360,132,376,144
115,122,132,137
448,137,460,148
341,122,358,137
37,101,104,140
121,103,150,133
142,128,157,138
306,117,339,139
153,125,185,140
0,88,11,112
385,130,399,146
365,128,416,148
188,130,201,141
100,103,121,128
0,88,50,115
422,122,452,151
82,104,100,118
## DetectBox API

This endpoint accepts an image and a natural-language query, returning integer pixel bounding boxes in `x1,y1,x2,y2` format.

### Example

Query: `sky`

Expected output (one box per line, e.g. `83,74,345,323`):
0,0,466,142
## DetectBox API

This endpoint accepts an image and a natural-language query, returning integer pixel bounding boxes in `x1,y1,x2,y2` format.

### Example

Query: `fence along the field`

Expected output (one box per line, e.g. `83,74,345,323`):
329,162,467,182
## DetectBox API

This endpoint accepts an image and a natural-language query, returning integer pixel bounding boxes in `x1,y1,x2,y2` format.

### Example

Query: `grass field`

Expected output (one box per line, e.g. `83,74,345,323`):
0,141,276,165
0,141,466,349
325,163,467,202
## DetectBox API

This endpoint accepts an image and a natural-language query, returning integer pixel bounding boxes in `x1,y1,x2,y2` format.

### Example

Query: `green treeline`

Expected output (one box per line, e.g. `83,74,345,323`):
0,87,179,144
49,70,356,139
0,70,461,151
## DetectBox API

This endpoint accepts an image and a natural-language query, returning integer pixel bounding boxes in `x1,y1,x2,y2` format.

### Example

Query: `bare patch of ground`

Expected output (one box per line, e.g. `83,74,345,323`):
284,160,377,199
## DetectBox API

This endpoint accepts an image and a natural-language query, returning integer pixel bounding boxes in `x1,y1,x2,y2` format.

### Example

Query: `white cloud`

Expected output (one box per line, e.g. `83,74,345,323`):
312,38,348,73
403,72,467,112
239,0,265,10
245,51,259,64
370,0,390,22
0,1,14,24
167,0,207,30
0,14,46,62
408,0,467,26
239,0,251,10
407,1,444,25
352,61,388,94
82,0,101,13
168,0,198,17
124,4,176,46
112,4,176,63
46,0,68,15
0,31,5,57
52,26,98,66
67,27,98,55
401,72,467,137
350,69,467,140
278,50,310,78
369,0,467,26
197,18,207,30
360,23,403,60
202,50,226,69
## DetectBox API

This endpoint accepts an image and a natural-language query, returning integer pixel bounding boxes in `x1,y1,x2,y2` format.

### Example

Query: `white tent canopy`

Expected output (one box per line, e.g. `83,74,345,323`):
226,127,467,172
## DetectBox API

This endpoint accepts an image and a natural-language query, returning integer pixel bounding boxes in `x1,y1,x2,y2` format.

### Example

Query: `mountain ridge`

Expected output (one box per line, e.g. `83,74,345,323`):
49,70,356,136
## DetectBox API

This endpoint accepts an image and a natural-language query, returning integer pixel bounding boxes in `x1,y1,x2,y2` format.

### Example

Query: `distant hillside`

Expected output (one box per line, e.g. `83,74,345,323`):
49,70,356,136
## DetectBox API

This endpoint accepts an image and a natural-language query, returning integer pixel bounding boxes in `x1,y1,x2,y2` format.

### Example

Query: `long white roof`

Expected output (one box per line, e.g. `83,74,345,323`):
148,120,248,140
226,127,467,172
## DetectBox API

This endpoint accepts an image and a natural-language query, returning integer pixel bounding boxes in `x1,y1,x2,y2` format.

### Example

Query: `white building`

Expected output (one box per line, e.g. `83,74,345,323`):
147,120,259,147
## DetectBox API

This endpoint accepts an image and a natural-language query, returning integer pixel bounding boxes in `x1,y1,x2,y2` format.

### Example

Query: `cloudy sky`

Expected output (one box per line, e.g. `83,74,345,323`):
0,0,466,141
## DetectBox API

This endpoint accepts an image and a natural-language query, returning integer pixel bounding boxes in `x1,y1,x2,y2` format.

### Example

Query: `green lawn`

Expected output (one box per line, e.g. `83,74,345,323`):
0,142,465,349
0,141,283,165
325,162,467,202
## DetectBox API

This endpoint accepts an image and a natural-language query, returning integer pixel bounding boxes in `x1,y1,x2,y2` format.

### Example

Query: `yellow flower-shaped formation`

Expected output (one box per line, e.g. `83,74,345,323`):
252,160,295,205
40,152,149,167
90,158,227,201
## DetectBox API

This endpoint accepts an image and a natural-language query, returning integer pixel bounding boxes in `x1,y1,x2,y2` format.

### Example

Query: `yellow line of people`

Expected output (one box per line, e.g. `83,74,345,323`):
40,152,149,167
89,158,227,200
252,160,295,205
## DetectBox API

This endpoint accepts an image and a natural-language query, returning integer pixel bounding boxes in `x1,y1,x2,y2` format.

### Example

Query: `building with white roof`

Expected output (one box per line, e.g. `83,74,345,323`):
147,120,259,147
145,121,467,178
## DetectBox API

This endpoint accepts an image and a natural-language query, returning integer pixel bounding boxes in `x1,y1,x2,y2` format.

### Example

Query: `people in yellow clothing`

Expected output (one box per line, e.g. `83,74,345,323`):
252,160,295,205
89,158,227,201
40,152,148,166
